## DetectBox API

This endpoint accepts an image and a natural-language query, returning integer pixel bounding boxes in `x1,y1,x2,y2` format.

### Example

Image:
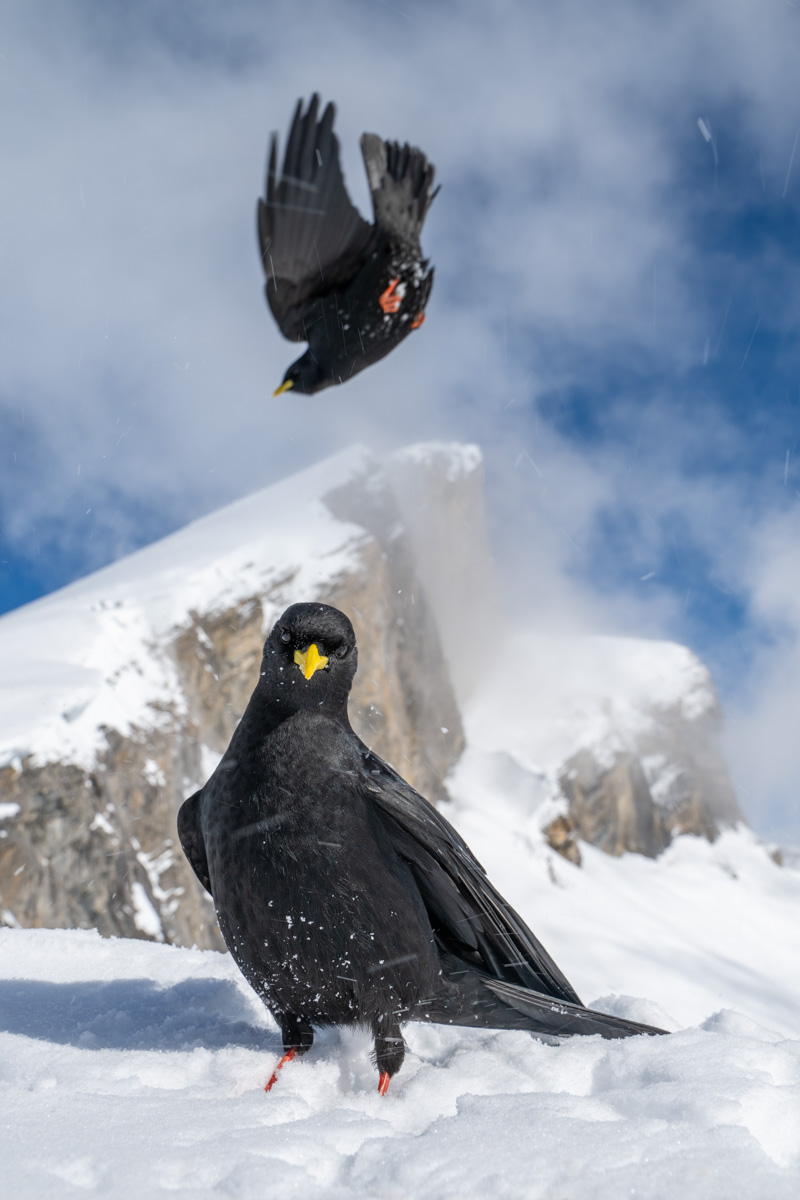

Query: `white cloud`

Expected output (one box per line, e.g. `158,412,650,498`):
726,504,800,836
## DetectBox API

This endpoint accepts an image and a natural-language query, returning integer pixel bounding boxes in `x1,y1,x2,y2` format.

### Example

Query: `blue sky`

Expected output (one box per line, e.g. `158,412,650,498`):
1,0,799,838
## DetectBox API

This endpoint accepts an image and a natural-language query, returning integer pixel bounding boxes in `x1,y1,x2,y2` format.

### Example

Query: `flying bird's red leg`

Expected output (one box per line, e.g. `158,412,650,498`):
265,1047,297,1092
410,311,425,329
378,279,402,314
378,1071,391,1096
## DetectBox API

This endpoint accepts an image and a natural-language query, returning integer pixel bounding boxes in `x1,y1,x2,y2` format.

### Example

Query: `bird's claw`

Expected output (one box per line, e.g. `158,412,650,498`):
265,1047,297,1092
378,1071,391,1096
378,278,402,314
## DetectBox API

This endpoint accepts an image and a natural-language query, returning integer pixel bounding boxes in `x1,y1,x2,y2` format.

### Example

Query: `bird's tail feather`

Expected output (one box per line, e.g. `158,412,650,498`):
482,977,667,1039
415,953,666,1040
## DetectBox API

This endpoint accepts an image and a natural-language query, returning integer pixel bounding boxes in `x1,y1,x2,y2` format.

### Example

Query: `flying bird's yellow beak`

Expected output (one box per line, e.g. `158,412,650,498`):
273,379,294,397
294,643,328,680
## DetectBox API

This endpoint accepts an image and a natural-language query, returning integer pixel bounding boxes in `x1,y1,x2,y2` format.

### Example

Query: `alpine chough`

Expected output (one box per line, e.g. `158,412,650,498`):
178,603,665,1095
258,95,437,396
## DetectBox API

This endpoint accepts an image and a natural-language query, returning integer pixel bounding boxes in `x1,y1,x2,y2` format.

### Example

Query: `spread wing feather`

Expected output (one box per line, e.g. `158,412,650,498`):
360,134,439,248
257,95,376,341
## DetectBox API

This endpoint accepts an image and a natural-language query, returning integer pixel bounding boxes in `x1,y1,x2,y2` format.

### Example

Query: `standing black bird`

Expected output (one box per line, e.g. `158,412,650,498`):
178,603,664,1096
257,95,437,396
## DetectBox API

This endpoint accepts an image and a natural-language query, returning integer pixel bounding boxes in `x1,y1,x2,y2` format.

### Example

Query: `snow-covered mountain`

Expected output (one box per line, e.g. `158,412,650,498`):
0,440,748,949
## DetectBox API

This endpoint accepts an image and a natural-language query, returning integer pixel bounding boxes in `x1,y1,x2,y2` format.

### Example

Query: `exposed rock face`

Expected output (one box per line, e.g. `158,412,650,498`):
0,447,465,947
0,731,215,945
559,752,668,859
556,688,744,861
543,813,582,866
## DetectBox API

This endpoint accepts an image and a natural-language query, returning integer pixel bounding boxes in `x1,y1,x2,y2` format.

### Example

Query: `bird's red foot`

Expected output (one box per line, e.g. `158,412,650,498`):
378,1071,391,1096
410,311,425,330
265,1047,297,1092
378,278,402,314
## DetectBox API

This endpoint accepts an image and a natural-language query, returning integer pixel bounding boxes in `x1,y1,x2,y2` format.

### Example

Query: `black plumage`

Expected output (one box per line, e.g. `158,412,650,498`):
178,603,665,1094
258,95,437,396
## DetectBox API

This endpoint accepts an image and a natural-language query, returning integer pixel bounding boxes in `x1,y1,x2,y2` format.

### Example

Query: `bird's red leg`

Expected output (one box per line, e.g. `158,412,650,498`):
378,278,402,314
378,1071,391,1096
410,311,425,330
265,1047,297,1092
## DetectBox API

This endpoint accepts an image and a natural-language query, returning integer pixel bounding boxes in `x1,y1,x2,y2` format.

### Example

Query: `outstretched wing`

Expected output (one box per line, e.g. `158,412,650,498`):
258,94,376,341
177,789,212,895
360,134,439,249
360,749,582,1006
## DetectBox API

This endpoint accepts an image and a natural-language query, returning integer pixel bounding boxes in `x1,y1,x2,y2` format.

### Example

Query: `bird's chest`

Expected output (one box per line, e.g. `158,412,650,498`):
206,784,345,909
309,251,429,370
206,781,436,1019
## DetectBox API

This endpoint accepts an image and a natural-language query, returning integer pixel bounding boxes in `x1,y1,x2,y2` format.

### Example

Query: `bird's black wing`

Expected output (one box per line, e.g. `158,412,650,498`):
177,789,212,895
258,95,377,341
360,134,439,249
359,749,582,1005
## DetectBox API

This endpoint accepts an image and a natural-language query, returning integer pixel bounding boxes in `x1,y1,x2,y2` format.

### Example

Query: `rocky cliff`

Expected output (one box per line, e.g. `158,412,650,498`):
557,692,742,861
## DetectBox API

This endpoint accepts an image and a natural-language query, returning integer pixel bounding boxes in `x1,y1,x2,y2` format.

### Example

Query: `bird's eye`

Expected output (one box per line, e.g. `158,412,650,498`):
280,629,291,644
334,644,348,658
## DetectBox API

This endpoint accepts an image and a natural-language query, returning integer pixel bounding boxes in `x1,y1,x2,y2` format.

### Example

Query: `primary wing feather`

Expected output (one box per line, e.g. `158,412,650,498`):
258,95,376,341
360,750,582,1005
360,133,439,248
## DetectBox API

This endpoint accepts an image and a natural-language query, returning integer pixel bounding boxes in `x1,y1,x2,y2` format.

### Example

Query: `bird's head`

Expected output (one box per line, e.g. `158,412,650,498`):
260,602,357,718
272,351,333,397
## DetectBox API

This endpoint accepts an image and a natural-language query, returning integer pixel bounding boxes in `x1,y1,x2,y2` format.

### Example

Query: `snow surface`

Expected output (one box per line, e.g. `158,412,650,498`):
0,446,374,769
2,807,799,1196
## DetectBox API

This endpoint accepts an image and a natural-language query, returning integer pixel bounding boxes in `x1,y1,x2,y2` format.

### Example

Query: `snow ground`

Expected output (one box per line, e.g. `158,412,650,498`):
2,820,799,1198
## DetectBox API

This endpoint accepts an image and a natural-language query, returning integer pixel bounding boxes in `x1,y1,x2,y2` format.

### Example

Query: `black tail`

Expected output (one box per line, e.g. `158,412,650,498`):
415,952,667,1040
483,977,667,1040
360,133,439,247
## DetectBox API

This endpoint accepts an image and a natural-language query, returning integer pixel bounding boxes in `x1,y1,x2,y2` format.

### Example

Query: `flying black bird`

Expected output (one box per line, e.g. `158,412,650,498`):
178,603,664,1096
258,95,437,396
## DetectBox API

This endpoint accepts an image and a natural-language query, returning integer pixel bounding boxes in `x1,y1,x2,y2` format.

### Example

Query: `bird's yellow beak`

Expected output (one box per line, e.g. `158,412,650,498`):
293,643,328,680
273,379,294,397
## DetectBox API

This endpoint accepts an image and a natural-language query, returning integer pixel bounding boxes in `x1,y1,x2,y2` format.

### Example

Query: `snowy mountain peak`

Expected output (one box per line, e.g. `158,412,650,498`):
0,439,744,952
